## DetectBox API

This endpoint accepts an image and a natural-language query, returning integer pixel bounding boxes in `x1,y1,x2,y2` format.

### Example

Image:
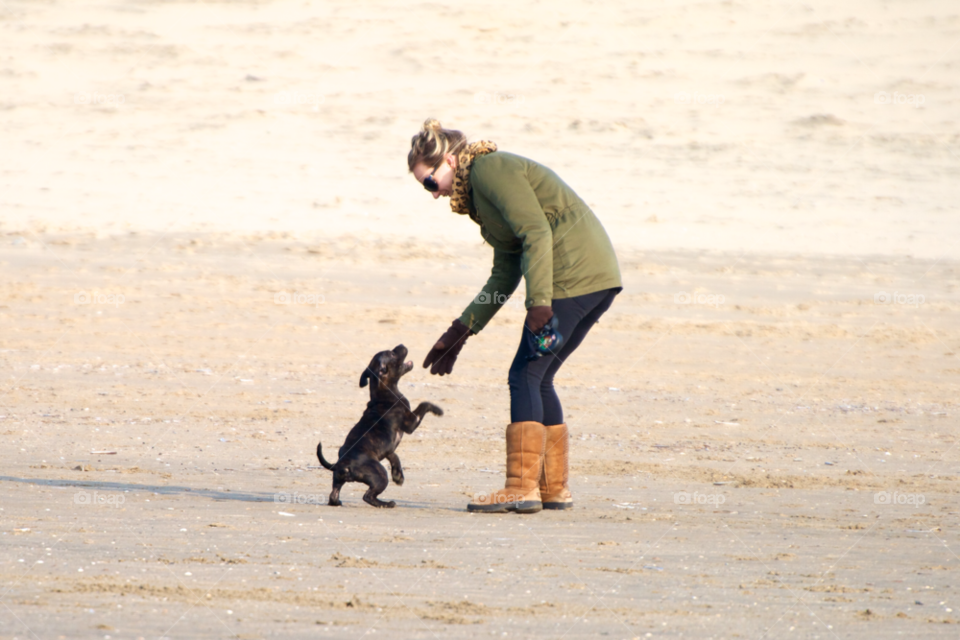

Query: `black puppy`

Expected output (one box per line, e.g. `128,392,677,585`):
317,344,443,508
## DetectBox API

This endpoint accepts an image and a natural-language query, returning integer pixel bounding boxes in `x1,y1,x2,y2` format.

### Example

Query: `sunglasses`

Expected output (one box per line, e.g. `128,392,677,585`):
422,162,442,193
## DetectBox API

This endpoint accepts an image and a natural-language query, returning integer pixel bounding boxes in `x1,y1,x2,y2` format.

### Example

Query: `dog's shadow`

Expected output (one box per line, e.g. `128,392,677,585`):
329,498,464,512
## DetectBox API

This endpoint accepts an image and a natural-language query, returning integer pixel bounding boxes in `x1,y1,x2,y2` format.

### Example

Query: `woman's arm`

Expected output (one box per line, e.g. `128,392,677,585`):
470,155,554,312
459,248,523,333
422,248,521,376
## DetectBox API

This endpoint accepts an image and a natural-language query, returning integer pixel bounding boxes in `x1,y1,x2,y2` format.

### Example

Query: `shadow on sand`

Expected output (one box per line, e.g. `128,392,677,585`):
0,475,464,511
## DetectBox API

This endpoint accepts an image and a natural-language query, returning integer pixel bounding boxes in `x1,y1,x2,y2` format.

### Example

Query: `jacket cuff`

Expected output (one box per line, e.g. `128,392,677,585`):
525,296,553,309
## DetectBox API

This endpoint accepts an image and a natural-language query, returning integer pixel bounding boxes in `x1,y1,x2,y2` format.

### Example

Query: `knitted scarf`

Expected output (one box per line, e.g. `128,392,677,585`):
449,140,498,225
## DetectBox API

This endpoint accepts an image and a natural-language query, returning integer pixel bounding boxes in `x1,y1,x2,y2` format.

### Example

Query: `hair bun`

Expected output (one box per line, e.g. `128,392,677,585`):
408,119,466,172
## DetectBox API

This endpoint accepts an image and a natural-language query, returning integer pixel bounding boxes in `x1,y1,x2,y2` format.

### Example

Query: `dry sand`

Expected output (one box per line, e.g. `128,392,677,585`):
1,0,959,639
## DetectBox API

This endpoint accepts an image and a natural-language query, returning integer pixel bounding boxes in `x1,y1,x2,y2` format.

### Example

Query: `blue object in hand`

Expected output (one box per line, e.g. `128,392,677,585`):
526,315,563,361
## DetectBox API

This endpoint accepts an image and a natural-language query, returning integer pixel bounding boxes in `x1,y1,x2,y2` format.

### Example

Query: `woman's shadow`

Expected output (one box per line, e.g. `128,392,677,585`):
0,474,279,503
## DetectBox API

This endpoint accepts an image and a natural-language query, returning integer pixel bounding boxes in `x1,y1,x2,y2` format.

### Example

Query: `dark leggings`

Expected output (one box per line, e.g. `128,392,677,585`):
508,287,621,424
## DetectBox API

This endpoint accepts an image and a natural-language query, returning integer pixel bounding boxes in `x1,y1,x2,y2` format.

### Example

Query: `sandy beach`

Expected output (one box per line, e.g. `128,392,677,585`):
1,1,959,638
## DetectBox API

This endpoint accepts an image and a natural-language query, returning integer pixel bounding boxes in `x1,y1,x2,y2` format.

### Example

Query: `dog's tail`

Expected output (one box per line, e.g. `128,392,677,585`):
316,441,336,471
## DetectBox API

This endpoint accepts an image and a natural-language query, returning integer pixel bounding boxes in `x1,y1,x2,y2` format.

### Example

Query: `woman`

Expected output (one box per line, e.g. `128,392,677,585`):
409,119,622,514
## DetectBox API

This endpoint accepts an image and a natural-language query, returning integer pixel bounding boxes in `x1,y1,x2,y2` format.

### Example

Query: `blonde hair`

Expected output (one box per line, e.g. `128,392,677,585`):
408,118,467,172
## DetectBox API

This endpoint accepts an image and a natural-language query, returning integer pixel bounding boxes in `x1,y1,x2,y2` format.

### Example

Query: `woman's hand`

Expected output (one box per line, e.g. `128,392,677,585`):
423,319,472,375
525,305,554,334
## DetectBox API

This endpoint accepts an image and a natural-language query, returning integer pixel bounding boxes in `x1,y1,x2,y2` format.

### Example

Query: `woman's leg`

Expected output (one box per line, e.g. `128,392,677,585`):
540,287,619,425
473,287,620,514
508,287,620,423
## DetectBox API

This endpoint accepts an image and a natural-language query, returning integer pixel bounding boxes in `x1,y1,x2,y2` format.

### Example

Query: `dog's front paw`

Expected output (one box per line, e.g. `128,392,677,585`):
382,500,396,509
392,470,405,486
427,403,443,416
328,499,342,507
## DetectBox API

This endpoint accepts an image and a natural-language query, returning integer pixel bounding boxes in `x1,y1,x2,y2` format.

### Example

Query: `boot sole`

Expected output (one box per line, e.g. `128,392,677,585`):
507,501,542,514
542,502,573,510
468,500,542,514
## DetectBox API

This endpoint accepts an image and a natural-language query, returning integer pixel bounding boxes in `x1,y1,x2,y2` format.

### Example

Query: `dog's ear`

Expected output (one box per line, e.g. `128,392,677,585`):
360,367,375,388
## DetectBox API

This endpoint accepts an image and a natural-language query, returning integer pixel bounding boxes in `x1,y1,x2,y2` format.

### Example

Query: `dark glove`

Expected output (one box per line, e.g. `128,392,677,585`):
423,318,472,376
524,305,554,334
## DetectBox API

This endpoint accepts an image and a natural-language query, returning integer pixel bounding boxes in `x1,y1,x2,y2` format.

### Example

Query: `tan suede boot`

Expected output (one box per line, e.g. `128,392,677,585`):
468,421,545,513
540,423,573,509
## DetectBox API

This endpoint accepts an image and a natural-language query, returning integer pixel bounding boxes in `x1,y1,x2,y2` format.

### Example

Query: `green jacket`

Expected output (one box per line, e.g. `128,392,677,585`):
458,151,622,333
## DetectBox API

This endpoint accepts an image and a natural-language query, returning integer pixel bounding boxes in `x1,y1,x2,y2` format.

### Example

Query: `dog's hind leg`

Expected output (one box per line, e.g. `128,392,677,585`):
385,452,404,486
329,481,344,506
358,462,394,508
